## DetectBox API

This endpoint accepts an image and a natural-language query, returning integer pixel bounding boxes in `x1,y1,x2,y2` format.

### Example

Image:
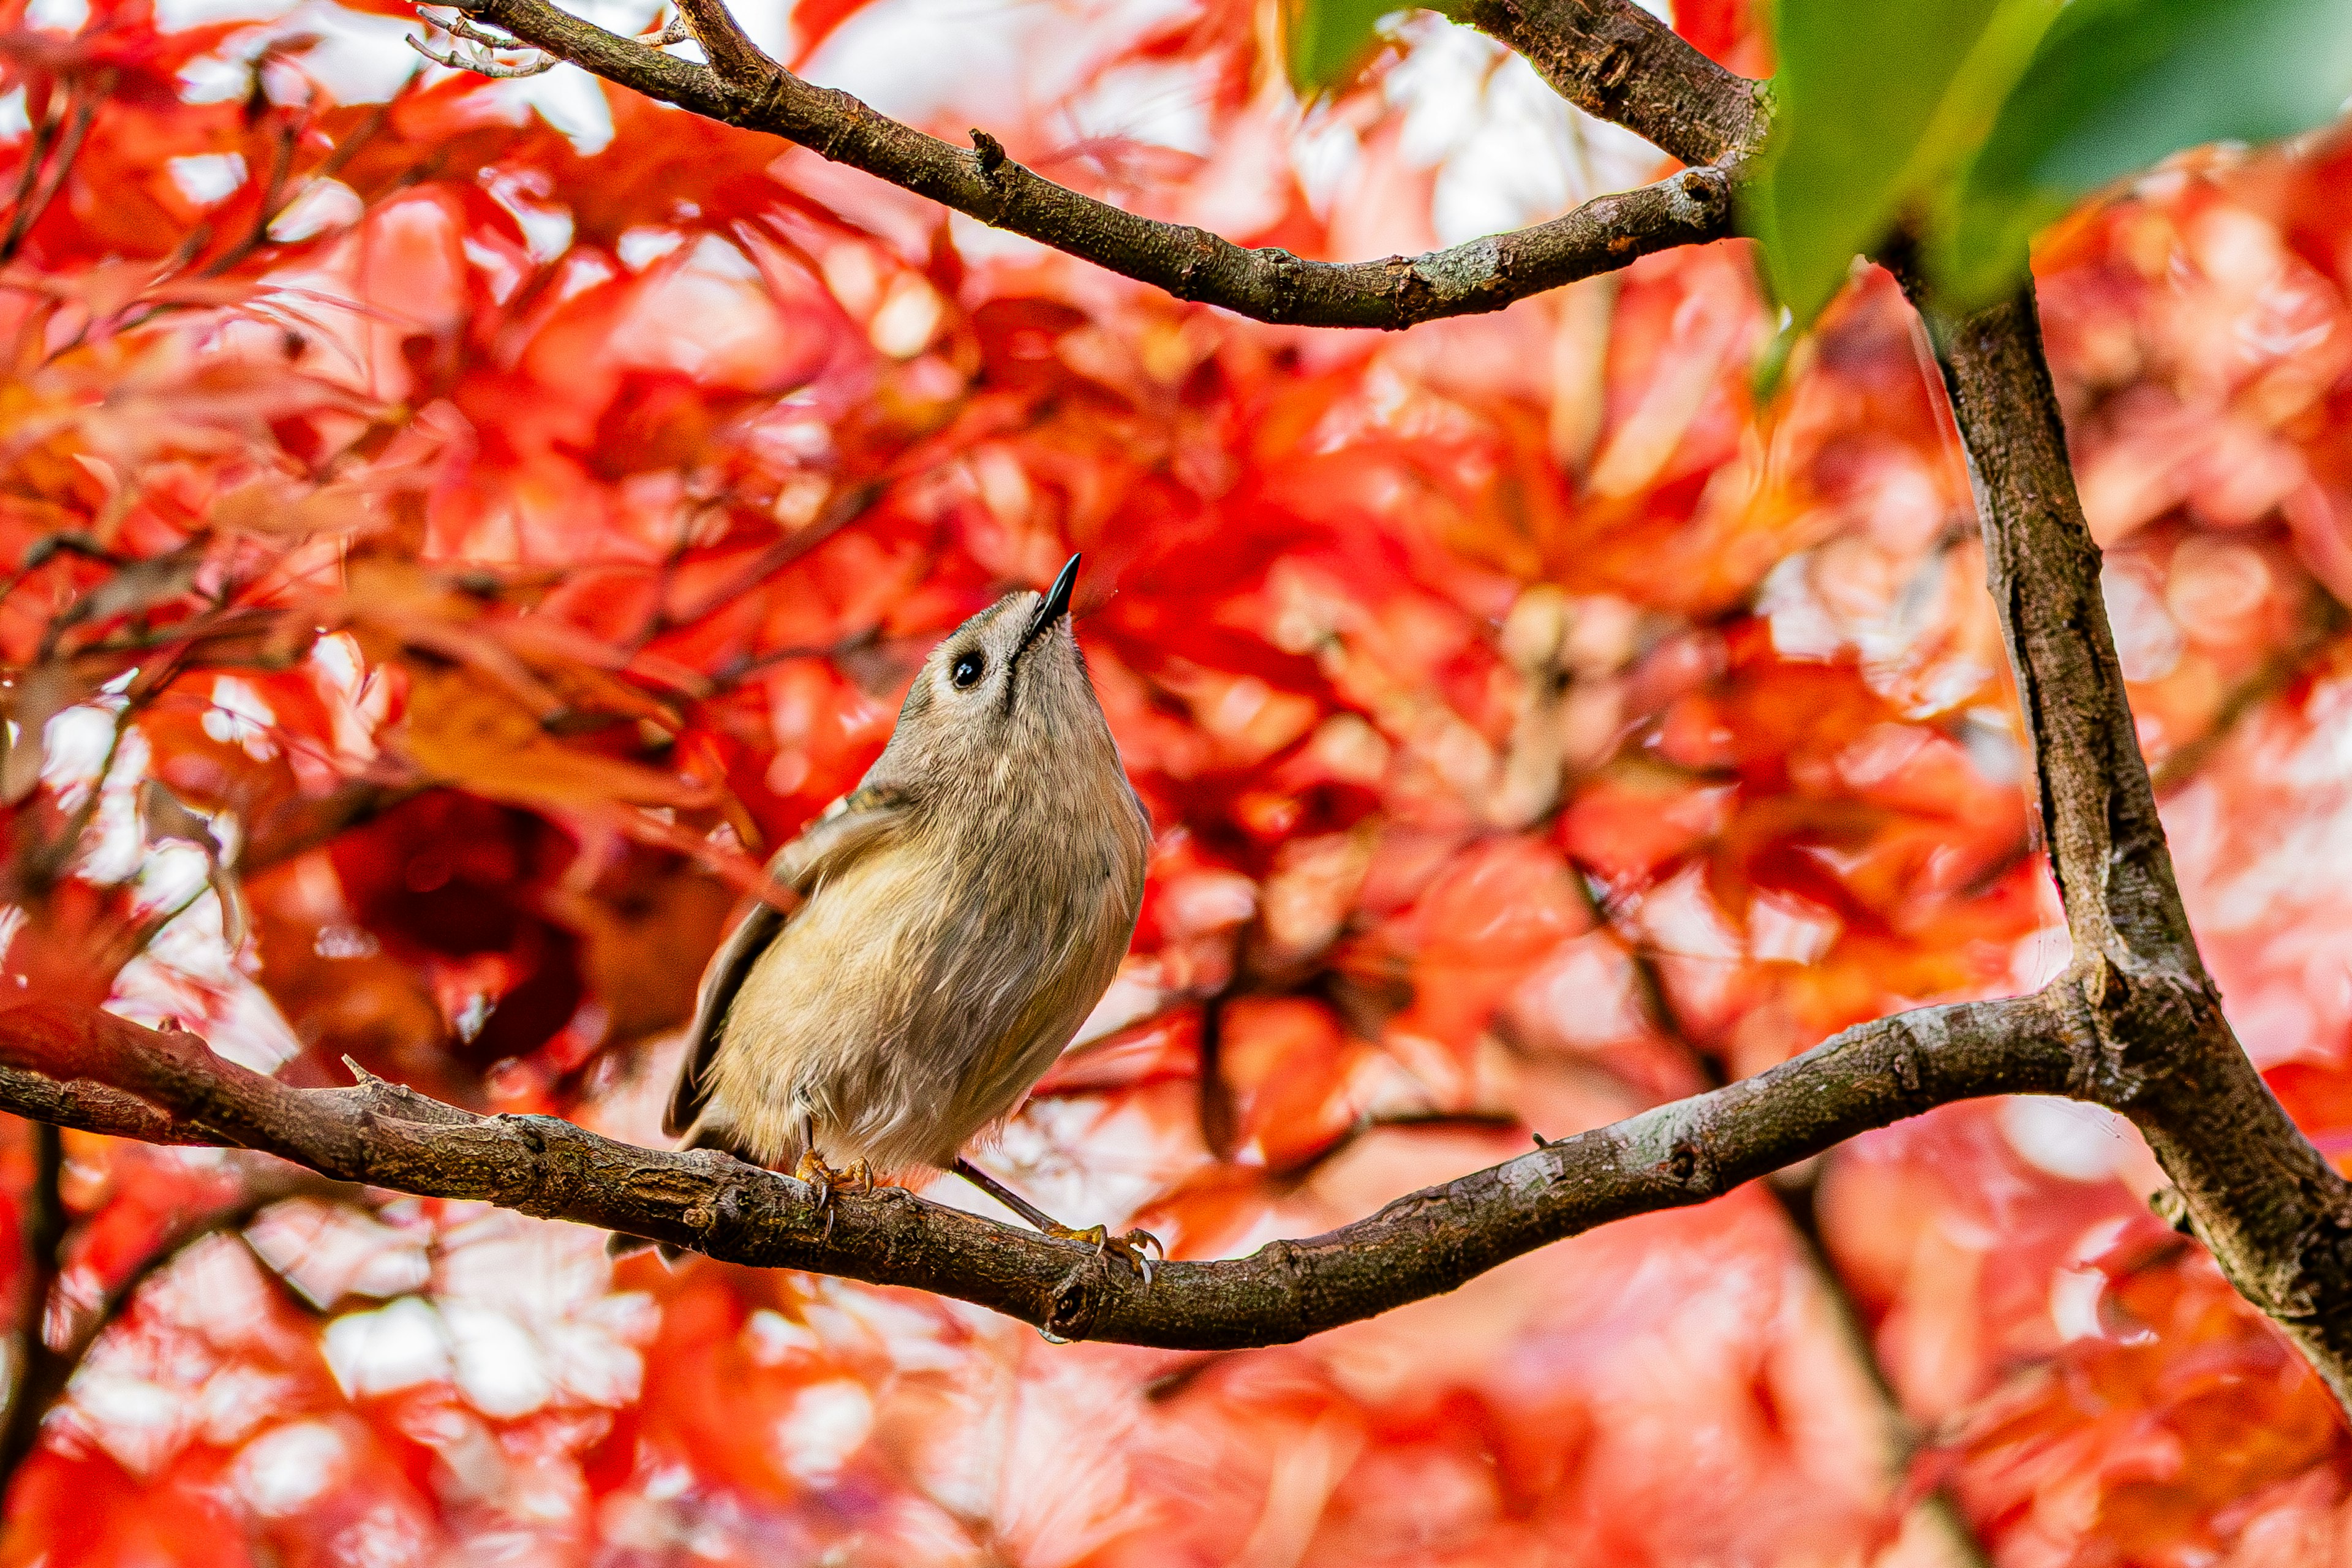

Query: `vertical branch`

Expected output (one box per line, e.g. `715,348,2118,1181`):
1768,1167,1991,1568
0,1122,67,1482
1910,287,2195,973
0,101,61,252
1906,276,2352,1412
1196,995,1237,1161
0,1160,356,1489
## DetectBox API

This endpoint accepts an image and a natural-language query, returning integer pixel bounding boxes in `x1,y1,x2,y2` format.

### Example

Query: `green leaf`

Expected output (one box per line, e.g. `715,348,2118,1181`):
1741,0,2063,330
1285,0,1419,97
1933,0,2352,307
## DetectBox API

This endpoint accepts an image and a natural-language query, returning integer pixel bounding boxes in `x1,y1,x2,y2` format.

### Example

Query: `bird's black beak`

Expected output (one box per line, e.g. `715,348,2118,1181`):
1014,552,1080,661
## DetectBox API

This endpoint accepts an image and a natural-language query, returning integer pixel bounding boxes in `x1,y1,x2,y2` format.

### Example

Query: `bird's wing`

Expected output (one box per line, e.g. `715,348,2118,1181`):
663,783,914,1138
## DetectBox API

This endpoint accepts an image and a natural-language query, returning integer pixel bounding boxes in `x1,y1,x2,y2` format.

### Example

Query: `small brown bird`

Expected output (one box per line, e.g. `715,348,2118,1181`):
614,556,1156,1267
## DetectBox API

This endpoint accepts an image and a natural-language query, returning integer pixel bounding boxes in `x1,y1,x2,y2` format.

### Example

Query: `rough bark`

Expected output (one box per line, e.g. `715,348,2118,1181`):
1455,0,1769,168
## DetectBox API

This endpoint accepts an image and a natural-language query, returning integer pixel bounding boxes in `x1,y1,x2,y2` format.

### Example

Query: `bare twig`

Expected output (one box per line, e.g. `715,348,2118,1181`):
197,116,301,279
407,10,560,79
2149,607,2348,796
0,80,104,265
1562,867,1990,1566
0,1158,355,1476
406,38,559,78
0,104,62,256
1770,1166,1993,1567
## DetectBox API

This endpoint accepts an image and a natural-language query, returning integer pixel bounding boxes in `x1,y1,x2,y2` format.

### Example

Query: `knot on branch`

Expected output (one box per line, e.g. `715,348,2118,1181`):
1169,238,1214,300
687,1181,747,1252
1044,1261,1104,1342
497,1111,548,1154
1593,40,1636,97
2071,956,2230,1106
815,89,868,159
970,130,1007,178
1376,254,1438,323
1671,167,1730,222
500,1113,605,1218
1887,1032,1925,1099
1664,1136,1717,1195
1252,247,1305,323
2149,1184,2195,1235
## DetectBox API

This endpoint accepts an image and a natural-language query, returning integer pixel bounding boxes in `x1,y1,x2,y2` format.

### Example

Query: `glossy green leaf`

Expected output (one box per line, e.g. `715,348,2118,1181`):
1741,0,2062,330
1285,0,1417,96
1749,0,2060,329
1934,0,2352,306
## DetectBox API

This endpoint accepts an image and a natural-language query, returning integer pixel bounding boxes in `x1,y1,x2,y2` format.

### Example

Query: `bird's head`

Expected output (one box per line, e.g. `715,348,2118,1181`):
883,554,1117,796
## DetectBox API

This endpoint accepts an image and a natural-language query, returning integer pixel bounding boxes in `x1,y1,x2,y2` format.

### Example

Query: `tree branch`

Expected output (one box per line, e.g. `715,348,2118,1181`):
668,0,769,92
0,1122,64,1482
0,993,2074,1349
1905,278,2352,1410
1454,0,1769,168
79,0,2351,1419
457,0,1735,330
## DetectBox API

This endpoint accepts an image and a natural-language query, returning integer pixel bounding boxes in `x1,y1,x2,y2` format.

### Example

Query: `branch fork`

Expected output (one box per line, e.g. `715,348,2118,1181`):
407,7,560,78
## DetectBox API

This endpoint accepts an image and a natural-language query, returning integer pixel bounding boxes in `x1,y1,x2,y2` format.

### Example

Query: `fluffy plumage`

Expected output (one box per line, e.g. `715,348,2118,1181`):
660,566,1151,1181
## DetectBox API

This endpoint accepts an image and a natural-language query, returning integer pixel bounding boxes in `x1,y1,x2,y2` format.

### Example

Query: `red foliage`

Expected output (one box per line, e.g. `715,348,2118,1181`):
0,0,2347,1563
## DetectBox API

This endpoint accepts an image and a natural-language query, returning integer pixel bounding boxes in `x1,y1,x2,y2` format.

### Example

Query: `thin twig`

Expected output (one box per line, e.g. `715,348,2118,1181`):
1562,862,1992,1565
0,1161,356,1477
2149,605,2349,796
406,34,560,78
0,79,103,265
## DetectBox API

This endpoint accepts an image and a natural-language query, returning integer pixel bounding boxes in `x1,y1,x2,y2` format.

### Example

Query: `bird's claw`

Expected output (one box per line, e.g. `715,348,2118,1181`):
793,1153,873,1217
1046,1221,1163,1285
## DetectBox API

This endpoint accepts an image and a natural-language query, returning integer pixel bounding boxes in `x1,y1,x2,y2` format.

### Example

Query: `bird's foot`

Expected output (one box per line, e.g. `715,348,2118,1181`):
793,1152,874,1213
944,1158,1161,1286
1045,1221,1164,1285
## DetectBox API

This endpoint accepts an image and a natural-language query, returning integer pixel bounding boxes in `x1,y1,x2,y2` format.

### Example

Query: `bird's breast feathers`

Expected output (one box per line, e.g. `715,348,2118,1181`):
707,788,1144,1170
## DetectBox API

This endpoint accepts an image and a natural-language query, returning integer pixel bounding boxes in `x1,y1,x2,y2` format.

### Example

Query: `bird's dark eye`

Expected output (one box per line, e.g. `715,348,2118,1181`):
951,650,986,689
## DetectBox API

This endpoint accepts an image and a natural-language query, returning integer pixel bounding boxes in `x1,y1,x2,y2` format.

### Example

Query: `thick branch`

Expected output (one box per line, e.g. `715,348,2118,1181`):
1455,0,1768,168
0,995,2070,1349
459,0,1735,330
1910,279,2352,1411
